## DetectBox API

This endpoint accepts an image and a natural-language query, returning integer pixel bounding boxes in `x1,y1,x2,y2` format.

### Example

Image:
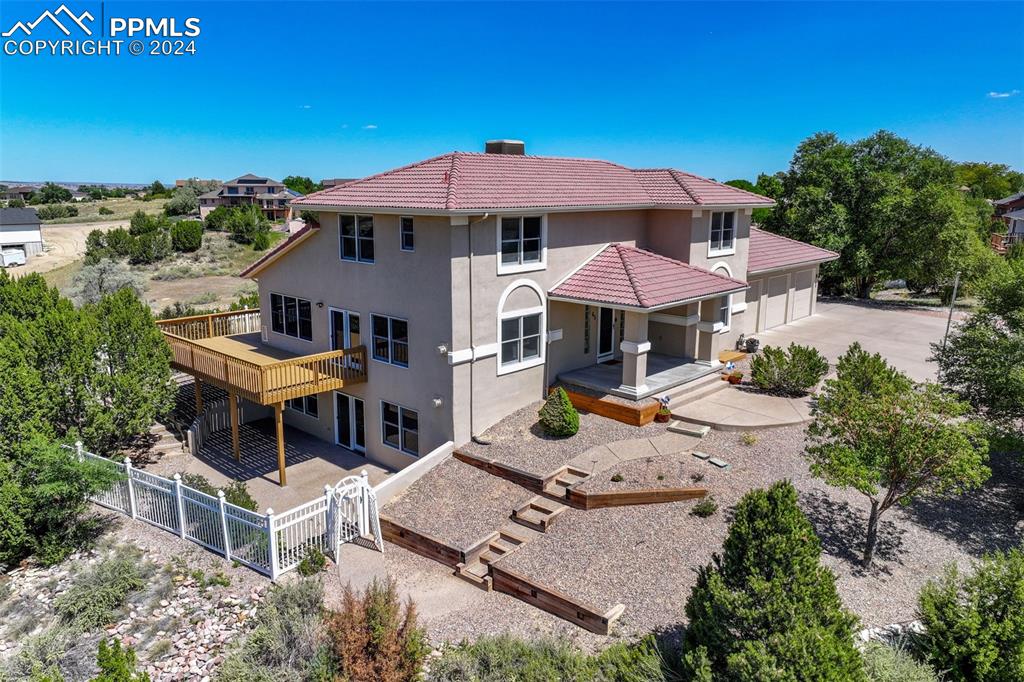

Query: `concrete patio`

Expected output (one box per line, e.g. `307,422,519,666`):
149,418,392,512
673,386,814,431
559,353,717,399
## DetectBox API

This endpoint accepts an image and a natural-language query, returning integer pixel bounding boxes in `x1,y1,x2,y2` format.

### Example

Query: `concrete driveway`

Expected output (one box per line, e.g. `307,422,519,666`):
755,300,952,382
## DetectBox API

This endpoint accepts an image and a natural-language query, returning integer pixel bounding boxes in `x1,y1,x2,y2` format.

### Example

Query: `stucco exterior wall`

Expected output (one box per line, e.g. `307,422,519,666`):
253,212,455,471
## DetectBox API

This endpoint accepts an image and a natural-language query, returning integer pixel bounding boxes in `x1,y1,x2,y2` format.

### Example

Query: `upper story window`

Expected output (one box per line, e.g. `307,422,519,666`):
371,314,408,367
227,187,238,195
498,216,545,273
709,211,736,254
400,216,415,252
340,214,374,263
270,293,313,341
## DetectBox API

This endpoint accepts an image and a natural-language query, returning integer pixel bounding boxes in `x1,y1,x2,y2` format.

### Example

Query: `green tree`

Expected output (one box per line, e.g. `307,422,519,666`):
955,162,1024,201
93,638,150,682
917,549,1024,682
170,220,203,252
203,205,232,231
147,180,167,197
7,197,26,208
69,259,145,305
35,182,73,204
538,387,580,436
933,259,1024,430
282,175,322,195
681,481,865,680
226,204,270,245
763,130,991,297
163,187,199,216
807,346,990,567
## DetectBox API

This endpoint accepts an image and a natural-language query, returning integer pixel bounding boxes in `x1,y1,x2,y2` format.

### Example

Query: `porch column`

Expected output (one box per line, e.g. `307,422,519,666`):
617,311,651,399
274,402,287,487
194,378,204,414
696,297,723,367
228,391,240,462
682,302,700,359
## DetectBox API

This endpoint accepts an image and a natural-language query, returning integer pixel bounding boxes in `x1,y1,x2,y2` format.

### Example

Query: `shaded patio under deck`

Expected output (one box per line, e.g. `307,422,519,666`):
559,353,718,400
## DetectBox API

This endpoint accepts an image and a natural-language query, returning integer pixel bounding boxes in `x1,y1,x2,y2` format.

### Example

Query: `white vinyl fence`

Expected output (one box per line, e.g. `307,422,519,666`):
68,443,382,580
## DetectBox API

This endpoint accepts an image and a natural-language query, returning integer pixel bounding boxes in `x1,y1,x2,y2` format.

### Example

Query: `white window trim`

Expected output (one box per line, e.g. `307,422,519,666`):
496,279,547,376
496,214,547,275
707,210,737,258
338,213,375,264
399,216,414,252
711,264,733,333
269,292,314,343
370,313,409,368
379,399,419,457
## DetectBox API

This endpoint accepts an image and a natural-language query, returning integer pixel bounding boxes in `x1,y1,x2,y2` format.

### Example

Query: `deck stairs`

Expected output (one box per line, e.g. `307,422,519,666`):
512,495,568,532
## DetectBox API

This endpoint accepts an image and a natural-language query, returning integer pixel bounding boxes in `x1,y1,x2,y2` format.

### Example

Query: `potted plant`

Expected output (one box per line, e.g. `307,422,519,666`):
654,396,672,423
744,337,760,354
728,370,743,385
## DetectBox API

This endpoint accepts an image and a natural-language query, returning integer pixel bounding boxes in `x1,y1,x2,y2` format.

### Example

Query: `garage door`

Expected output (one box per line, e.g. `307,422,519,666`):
791,269,813,321
765,275,788,329
745,279,761,334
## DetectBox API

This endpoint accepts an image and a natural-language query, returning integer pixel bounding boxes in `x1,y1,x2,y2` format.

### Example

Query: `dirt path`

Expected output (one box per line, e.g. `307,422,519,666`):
19,220,127,275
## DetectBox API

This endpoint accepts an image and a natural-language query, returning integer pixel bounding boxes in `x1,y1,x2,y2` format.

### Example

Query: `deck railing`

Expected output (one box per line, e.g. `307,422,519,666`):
158,310,367,404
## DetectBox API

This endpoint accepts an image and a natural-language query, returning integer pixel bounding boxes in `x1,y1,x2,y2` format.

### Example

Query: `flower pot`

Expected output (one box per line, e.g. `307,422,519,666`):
728,375,742,385
654,412,671,423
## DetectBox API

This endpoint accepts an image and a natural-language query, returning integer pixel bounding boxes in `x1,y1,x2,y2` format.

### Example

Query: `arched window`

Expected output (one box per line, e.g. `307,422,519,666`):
496,279,546,375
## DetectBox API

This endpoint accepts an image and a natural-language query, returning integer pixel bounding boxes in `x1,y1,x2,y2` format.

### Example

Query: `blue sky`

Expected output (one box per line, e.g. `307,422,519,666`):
1,1,1022,184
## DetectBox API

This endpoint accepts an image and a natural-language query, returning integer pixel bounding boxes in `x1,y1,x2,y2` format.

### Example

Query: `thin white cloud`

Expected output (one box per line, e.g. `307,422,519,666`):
298,104,312,109
987,89,1020,99
341,123,349,129
362,124,378,130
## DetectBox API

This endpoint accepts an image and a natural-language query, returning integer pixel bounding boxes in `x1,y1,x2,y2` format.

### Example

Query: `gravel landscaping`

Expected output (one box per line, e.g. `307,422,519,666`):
577,453,698,492
382,458,534,549
461,400,670,476
499,425,1024,637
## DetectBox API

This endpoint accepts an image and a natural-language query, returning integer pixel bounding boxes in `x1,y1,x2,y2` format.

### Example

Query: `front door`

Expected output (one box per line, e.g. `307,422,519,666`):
597,307,615,361
335,393,366,454
330,308,361,369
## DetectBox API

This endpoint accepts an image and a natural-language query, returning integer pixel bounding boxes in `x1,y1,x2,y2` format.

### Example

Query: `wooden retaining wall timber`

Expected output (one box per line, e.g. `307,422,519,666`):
567,486,708,510
559,388,659,427
453,451,547,493
490,564,625,635
379,517,464,567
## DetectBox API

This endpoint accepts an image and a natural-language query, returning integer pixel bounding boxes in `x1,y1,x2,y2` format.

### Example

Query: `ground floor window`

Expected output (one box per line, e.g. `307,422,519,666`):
381,401,418,456
720,295,731,330
286,394,318,418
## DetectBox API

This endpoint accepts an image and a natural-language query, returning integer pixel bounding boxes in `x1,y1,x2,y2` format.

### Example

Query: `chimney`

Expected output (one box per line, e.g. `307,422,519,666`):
485,139,525,155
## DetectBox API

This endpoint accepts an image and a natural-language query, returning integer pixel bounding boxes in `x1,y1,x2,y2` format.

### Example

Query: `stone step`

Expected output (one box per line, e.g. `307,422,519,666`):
667,420,711,438
667,373,730,409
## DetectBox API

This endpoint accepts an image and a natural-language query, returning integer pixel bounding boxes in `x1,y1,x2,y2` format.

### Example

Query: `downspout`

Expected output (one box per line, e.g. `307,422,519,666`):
468,213,489,444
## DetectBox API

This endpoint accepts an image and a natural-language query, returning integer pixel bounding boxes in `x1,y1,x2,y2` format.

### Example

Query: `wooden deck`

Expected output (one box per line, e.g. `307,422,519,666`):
158,310,367,406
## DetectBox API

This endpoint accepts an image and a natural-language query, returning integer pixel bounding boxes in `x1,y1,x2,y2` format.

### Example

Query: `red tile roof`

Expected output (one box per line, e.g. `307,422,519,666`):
747,227,839,274
293,152,773,212
550,244,748,309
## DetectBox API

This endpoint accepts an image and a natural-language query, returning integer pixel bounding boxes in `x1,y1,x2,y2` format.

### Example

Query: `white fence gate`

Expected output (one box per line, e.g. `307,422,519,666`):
69,443,381,579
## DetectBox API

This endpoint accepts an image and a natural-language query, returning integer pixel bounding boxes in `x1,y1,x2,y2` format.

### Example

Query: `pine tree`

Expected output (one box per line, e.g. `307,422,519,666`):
681,481,865,681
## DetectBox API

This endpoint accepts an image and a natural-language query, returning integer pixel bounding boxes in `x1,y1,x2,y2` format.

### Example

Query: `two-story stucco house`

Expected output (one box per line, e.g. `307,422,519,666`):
198,174,303,221
159,141,836,482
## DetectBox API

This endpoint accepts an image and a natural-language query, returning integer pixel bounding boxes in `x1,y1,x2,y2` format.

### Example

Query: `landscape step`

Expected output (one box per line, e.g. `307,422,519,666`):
667,420,711,438
512,496,568,533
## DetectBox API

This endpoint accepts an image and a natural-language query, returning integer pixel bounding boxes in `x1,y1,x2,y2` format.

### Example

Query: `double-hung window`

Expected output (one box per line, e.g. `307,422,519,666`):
400,216,414,252
709,211,736,253
719,295,732,331
501,312,542,366
340,214,375,263
381,401,418,456
371,314,409,367
270,293,312,341
499,216,543,270
286,395,318,418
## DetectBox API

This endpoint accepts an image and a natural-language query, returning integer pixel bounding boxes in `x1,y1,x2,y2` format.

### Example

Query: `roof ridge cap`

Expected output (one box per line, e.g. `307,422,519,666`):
667,169,702,204
305,153,454,200
444,154,460,210
614,243,652,308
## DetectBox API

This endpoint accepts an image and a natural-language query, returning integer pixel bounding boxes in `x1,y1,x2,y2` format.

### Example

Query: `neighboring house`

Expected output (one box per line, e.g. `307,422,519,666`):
991,192,1024,253
0,207,43,260
2,185,36,202
197,174,303,221
321,178,358,188
160,141,837,479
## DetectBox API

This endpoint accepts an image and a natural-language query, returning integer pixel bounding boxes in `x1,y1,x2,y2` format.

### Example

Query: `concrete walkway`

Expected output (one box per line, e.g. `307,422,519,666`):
564,430,701,475
672,385,813,431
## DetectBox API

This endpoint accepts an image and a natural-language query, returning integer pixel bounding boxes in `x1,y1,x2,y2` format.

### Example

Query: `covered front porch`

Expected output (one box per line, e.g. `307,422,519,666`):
559,352,719,399
157,309,367,486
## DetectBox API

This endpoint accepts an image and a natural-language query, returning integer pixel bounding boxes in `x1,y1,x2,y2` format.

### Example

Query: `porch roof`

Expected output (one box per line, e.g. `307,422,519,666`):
549,243,748,310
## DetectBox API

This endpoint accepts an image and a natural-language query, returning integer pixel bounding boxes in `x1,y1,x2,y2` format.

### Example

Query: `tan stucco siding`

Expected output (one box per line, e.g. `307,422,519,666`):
253,213,455,471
